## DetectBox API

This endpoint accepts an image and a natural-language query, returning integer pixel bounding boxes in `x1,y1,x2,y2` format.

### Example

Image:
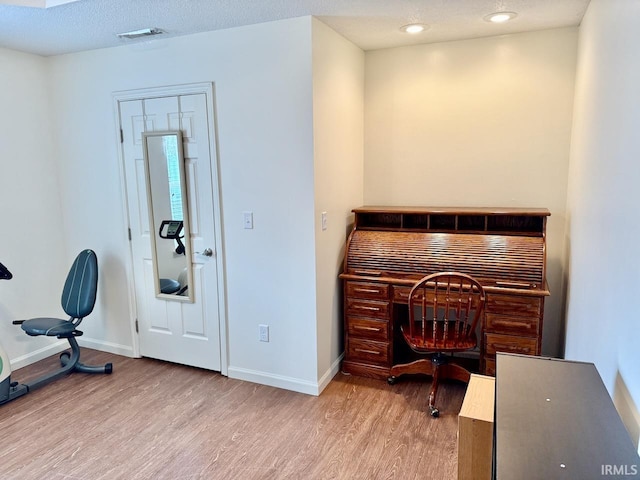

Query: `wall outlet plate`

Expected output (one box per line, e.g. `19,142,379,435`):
243,211,253,229
259,324,269,342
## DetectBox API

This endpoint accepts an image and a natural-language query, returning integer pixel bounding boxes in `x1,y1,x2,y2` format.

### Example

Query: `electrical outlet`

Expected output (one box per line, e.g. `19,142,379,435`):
259,324,269,342
243,211,253,229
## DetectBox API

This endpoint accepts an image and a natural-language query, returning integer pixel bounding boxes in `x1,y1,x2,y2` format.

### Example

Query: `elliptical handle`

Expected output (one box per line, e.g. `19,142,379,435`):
0,262,12,280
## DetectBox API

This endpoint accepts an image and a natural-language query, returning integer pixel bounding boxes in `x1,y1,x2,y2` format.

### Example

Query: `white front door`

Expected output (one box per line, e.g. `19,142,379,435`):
117,86,225,372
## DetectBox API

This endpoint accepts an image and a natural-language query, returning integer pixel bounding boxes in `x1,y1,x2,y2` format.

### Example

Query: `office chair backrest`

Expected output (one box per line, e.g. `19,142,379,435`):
408,272,485,348
61,249,98,320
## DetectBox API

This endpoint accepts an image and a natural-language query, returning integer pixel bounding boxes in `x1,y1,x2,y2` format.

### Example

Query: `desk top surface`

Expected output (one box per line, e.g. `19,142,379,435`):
495,353,639,479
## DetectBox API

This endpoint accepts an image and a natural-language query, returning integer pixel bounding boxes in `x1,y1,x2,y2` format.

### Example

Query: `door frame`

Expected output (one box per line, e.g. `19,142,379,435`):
112,82,228,375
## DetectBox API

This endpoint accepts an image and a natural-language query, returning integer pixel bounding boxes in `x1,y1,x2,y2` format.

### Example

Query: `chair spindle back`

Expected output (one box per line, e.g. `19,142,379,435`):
408,272,485,348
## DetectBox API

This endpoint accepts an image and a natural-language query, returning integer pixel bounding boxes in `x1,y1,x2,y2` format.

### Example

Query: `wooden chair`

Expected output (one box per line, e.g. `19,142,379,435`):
388,272,486,417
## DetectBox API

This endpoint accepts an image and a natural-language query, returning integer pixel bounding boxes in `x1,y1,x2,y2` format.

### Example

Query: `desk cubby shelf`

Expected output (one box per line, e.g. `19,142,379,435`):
354,207,546,236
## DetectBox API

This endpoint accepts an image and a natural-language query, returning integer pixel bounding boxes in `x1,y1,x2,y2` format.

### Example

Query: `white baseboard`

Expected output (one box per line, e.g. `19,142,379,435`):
614,371,640,453
227,366,320,395
317,353,344,394
10,340,68,370
228,354,344,397
77,337,135,358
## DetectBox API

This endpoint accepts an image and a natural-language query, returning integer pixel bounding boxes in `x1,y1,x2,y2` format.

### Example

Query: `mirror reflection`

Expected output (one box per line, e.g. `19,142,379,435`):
143,131,194,302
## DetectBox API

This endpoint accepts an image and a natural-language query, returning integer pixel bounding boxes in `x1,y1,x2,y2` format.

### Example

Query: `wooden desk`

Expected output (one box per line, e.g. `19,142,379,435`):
339,206,550,379
494,353,640,479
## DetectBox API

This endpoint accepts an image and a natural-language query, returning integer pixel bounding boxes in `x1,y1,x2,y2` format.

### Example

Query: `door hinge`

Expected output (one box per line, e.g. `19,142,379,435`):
120,128,124,143
128,227,132,241
135,319,139,333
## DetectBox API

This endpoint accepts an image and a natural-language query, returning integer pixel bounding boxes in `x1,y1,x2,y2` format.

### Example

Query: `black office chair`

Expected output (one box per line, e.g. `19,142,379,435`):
13,249,112,390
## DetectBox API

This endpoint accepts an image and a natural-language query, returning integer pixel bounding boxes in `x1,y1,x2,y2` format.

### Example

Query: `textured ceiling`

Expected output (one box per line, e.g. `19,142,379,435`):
0,0,590,57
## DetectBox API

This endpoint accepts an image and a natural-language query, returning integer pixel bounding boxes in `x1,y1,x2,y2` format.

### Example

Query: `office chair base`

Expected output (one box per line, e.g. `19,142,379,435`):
389,355,472,417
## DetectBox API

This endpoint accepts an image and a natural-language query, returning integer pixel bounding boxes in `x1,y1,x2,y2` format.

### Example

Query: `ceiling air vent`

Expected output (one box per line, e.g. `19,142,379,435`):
116,28,165,40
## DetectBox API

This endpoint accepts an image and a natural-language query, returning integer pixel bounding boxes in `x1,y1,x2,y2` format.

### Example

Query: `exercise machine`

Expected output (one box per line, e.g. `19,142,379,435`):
159,219,185,255
158,220,189,295
0,262,11,280
0,250,112,406
0,262,14,401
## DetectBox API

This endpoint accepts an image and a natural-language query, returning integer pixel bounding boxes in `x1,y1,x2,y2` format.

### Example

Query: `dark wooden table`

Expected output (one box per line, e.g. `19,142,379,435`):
494,353,639,479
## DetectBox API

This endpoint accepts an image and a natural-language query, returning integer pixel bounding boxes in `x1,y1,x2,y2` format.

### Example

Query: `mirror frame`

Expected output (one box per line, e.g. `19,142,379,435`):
142,130,195,302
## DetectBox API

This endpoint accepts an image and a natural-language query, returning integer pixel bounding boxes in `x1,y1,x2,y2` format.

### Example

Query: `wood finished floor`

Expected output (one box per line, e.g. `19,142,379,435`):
0,349,465,480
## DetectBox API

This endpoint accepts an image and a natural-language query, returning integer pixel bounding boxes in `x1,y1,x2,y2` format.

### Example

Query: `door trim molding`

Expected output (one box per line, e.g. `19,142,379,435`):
112,82,228,375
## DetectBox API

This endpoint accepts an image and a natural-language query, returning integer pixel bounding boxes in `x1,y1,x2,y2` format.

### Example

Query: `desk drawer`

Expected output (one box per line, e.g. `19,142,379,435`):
393,286,411,303
393,286,430,303
485,313,540,336
347,316,388,341
485,333,538,356
348,338,389,364
346,281,389,300
346,298,389,319
486,294,541,317
484,358,496,376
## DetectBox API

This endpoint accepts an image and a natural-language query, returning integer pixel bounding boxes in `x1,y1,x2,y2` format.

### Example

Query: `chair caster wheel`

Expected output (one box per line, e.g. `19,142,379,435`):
105,363,113,374
387,376,397,385
430,407,439,418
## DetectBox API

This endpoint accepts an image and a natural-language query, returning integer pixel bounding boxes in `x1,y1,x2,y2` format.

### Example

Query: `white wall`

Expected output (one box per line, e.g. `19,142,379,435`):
311,19,364,388
364,28,578,357
45,17,320,391
0,48,69,366
0,16,364,396
565,0,640,448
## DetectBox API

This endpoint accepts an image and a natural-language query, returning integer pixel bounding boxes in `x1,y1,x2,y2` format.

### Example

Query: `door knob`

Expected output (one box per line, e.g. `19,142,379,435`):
197,248,214,257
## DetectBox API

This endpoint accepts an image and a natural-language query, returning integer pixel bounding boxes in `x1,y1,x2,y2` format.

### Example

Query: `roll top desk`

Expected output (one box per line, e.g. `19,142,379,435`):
339,206,550,379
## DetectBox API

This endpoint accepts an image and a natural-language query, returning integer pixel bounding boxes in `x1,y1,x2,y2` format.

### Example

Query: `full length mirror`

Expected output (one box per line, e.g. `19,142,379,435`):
143,131,194,302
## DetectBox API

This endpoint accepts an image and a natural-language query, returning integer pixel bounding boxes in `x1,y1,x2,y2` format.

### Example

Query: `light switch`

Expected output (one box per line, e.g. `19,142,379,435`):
321,211,328,231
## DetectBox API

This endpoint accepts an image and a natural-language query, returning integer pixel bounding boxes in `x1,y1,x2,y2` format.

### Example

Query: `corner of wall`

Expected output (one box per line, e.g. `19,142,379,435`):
311,19,364,383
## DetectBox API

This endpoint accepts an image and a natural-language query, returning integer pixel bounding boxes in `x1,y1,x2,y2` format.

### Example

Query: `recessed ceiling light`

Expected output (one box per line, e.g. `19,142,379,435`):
116,28,165,40
400,24,428,34
484,12,518,23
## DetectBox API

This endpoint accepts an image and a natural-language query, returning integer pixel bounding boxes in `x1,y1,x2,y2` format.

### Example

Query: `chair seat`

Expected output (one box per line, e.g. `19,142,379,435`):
159,278,180,294
21,317,77,337
401,322,476,352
